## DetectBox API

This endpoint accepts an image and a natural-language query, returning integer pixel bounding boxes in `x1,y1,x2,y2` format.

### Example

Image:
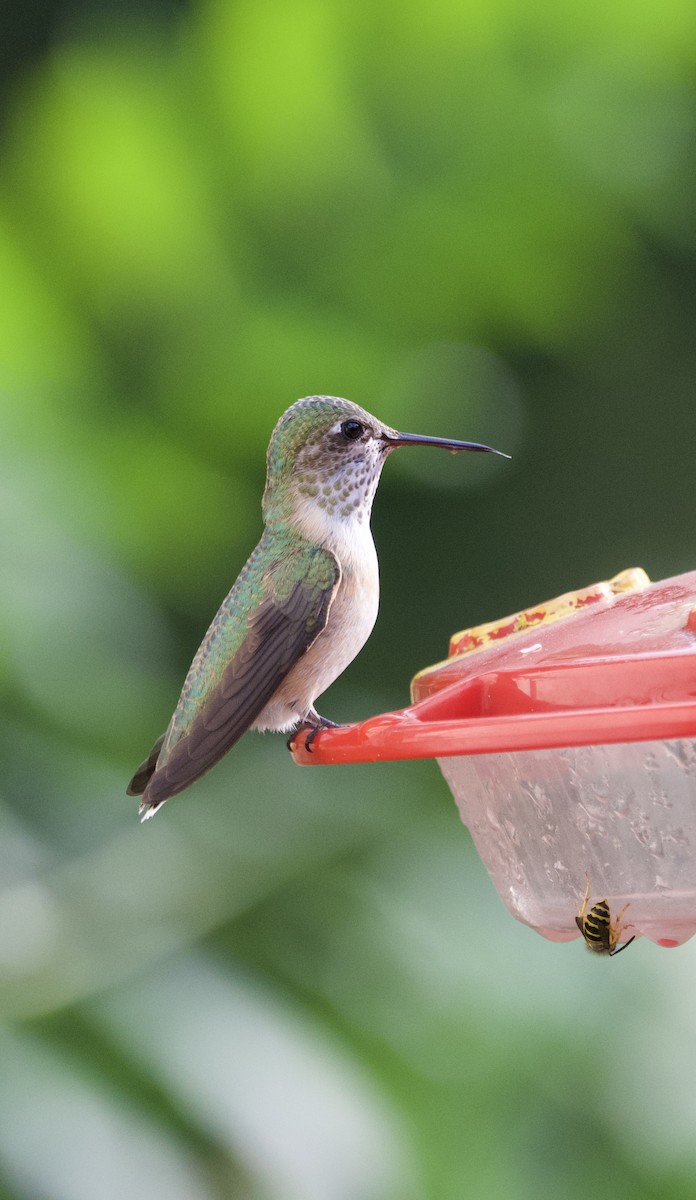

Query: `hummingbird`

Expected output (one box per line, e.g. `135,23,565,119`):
128,395,509,819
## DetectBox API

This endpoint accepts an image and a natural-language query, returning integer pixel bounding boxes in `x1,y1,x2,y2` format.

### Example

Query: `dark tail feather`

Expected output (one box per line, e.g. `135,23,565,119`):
138,793,166,822
127,733,166,797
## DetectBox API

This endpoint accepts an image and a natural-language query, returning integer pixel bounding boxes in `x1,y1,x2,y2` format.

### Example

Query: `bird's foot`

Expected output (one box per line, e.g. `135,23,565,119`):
287,713,347,753
304,715,346,753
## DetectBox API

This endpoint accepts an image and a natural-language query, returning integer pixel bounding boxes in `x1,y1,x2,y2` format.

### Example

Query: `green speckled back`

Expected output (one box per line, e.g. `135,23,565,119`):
159,526,337,760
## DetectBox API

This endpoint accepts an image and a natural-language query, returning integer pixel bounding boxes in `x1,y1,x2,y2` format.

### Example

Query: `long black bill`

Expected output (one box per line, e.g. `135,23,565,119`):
383,431,511,458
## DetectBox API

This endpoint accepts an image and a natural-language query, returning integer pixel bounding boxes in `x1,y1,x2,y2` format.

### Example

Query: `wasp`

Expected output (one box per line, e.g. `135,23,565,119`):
575,875,635,957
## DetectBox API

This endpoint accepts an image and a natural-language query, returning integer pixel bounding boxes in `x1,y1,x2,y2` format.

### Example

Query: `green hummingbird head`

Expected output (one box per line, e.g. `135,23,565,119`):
262,396,395,528
262,395,510,532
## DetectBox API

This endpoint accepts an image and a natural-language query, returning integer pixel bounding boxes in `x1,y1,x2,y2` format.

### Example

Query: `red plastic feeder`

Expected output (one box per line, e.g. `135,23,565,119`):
291,569,696,949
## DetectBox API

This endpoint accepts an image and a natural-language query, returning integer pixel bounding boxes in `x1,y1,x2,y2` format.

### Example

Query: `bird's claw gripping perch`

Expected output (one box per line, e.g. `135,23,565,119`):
288,716,346,754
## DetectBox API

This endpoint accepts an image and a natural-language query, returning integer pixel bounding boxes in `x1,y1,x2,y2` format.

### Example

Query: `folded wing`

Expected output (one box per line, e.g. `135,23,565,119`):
137,551,340,817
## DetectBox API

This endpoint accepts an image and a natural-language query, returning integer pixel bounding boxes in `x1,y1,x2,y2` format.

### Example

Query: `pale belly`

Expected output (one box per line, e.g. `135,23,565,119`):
253,546,379,732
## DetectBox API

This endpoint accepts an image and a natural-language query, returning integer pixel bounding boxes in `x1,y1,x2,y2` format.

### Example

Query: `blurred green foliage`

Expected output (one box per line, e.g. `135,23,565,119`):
2,1,696,1197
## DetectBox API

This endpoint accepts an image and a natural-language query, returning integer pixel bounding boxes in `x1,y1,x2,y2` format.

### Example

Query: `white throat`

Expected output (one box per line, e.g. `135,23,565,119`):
293,491,377,568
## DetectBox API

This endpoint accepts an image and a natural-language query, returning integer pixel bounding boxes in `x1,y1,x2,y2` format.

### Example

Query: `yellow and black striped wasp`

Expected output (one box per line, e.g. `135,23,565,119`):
575,875,635,957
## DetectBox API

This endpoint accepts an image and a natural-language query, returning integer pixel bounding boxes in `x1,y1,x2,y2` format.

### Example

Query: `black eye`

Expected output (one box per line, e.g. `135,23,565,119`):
341,419,364,441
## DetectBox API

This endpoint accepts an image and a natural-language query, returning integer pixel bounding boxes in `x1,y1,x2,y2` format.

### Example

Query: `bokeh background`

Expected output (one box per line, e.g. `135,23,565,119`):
2,1,696,1197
